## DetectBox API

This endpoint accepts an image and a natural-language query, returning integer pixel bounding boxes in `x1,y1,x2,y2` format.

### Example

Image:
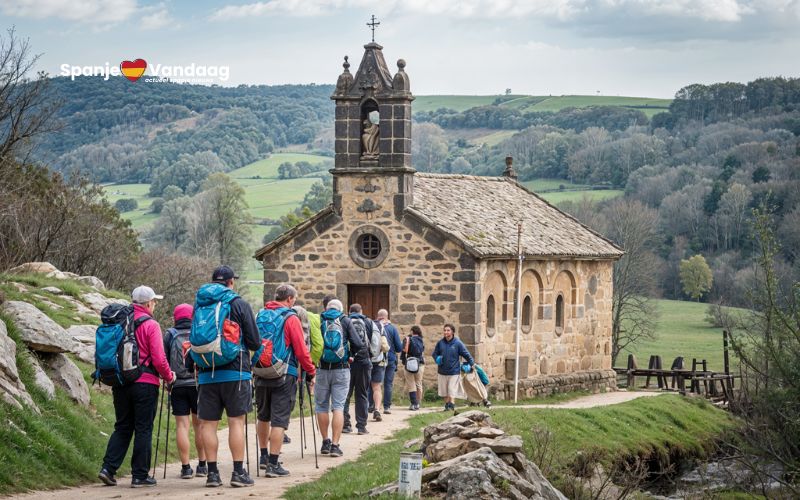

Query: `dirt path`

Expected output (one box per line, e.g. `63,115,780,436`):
12,390,661,499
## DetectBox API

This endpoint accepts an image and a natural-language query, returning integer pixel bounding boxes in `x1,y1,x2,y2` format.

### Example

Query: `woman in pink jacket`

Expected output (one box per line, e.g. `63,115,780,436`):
98,286,175,488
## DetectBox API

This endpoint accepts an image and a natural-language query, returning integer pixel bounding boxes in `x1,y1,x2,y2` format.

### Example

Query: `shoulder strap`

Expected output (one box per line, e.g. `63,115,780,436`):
134,315,152,329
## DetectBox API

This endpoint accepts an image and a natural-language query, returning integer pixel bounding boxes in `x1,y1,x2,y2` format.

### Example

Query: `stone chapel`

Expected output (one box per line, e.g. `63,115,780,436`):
255,40,624,398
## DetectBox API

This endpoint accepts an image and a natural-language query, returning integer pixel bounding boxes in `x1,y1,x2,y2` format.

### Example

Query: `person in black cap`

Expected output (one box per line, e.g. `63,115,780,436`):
187,266,260,488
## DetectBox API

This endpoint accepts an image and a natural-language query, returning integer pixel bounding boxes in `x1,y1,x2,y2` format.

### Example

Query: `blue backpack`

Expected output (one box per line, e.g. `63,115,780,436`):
93,304,153,387
252,307,296,379
320,310,348,364
189,283,241,369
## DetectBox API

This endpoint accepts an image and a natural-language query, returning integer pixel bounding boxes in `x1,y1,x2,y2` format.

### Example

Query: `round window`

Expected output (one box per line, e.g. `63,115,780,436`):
357,233,382,260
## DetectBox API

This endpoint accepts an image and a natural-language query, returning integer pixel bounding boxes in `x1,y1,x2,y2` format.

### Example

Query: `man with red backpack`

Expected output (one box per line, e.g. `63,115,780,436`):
98,286,175,488
187,266,260,488
253,284,316,478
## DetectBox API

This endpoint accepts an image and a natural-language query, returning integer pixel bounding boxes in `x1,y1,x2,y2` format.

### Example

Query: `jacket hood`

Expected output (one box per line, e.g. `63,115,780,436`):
195,282,238,307
265,301,290,311
322,309,343,321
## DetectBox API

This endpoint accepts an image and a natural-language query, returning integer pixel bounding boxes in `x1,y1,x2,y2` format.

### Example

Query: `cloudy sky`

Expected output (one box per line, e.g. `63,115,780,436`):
1,0,799,97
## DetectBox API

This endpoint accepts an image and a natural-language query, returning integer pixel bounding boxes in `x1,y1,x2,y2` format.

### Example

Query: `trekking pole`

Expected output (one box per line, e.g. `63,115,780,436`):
151,385,165,478
253,387,259,477
305,379,319,469
298,369,305,458
245,411,250,475
163,393,171,479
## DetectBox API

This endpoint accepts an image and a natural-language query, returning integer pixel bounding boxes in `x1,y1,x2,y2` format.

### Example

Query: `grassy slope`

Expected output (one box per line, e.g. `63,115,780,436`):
0,276,189,494
521,178,624,204
284,395,737,500
415,94,672,116
621,299,736,371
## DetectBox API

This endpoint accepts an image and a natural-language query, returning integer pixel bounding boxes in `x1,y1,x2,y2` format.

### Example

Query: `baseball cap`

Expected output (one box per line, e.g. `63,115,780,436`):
131,285,164,303
173,303,193,321
327,299,343,312
212,265,239,282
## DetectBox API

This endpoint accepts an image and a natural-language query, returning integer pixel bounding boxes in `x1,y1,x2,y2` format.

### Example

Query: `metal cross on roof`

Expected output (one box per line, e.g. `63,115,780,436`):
367,15,380,42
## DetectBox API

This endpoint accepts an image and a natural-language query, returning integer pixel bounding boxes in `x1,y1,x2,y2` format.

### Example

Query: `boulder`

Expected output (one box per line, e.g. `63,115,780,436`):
458,426,506,440
11,282,28,293
427,436,470,462
45,271,71,280
71,343,95,364
77,276,106,290
80,292,128,314
29,355,55,400
1,301,74,353
32,294,63,310
404,437,423,450
66,325,97,344
8,262,58,275
467,435,524,454
41,286,64,295
43,353,90,406
456,410,494,426
0,319,39,412
59,295,98,317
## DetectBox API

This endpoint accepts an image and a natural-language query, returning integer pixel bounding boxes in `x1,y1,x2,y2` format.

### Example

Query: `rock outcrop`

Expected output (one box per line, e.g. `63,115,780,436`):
80,292,128,314
1,301,74,353
43,353,90,406
0,319,39,412
77,276,106,290
29,355,56,400
66,325,96,344
370,411,566,500
8,262,58,275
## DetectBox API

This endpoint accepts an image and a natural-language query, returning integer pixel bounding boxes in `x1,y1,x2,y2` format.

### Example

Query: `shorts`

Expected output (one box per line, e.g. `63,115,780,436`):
170,385,198,416
197,380,252,421
370,363,386,384
438,374,466,399
255,376,297,430
314,368,350,414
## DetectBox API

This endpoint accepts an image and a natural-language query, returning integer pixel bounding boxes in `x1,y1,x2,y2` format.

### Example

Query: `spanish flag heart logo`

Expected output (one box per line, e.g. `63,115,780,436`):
120,59,147,82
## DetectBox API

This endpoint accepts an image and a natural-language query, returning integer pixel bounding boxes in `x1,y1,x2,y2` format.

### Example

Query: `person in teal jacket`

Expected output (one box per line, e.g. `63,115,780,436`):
432,323,474,411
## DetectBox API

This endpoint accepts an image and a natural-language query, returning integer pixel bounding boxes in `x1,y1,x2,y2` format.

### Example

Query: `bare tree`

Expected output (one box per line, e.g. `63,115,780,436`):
603,199,662,366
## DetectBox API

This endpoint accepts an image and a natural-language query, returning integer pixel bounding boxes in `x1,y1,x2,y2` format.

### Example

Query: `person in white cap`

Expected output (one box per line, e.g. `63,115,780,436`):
99,286,175,489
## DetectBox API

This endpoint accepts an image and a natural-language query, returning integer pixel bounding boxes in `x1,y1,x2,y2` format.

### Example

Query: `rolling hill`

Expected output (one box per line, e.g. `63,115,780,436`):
414,94,671,116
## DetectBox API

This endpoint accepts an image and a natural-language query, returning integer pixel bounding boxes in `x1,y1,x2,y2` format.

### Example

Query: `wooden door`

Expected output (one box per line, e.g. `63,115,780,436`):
347,285,390,319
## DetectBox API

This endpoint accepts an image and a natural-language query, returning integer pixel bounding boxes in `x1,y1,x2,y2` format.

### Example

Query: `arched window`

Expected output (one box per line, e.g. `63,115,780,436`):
522,295,532,332
555,294,564,334
487,294,496,334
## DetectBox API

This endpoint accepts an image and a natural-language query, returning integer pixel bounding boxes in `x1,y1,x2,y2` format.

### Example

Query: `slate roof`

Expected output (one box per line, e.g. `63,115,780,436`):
408,173,624,259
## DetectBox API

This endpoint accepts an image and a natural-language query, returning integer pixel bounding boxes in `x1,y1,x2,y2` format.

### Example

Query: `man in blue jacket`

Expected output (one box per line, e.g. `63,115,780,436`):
432,323,475,411
372,309,402,414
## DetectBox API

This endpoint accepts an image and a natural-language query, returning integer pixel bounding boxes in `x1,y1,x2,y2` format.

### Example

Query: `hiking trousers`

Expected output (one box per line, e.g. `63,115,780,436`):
102,382,159,480
343,361,371,429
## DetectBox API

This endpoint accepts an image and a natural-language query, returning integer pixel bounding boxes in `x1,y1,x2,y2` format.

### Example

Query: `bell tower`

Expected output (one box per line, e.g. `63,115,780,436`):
330,32,415,218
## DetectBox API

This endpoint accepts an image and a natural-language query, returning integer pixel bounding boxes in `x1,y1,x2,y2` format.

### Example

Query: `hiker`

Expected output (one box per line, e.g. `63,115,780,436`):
401,325,426,410
98,286,175,488
315,298,365,457
368,309,402,415
296,304,323,366
367,311,390,422
342,303,378,434
163,303,207,479
253,285,316,478
432,323,474,411
187,266,260,488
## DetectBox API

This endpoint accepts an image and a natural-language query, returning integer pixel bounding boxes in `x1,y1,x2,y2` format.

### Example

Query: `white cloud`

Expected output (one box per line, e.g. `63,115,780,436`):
140,4,176,30
0,0,139,23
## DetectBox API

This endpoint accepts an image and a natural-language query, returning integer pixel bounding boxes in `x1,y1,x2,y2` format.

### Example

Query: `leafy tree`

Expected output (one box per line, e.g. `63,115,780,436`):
679,254,713,301
146,196,191,251
752,166,771,183
150,198,164,214
162,185,183,201
412,122,448,171
114,198,138,212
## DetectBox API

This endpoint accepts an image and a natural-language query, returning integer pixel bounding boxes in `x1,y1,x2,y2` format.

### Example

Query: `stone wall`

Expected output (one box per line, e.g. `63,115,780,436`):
475,258,615,384
488,369,618,401
262,169,480,386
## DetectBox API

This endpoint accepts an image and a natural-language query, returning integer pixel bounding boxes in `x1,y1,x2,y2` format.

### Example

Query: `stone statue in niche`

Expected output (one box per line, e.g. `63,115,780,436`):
361,117,379,158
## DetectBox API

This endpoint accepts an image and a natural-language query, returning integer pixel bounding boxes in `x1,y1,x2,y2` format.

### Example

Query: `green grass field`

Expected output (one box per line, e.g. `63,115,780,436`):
522,178,590,192
227,153,330,179
621,299,739,371
540,189,624,204
284,395,737,499
415,94,672,117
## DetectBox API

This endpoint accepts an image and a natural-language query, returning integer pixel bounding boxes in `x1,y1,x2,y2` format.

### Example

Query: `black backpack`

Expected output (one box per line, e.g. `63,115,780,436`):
165,327,193,381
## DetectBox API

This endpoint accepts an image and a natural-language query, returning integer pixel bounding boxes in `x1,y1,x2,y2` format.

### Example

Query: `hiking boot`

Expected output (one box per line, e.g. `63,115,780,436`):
259,454,269,470
131,476,157,488
357,427,369,435
329,444,343,457
413,404,420,411
384,408,392,414
342,425,352,434
408,403,416,411
205,471,223,488
283,434,291,444
98,468,116,486
483,399,492,408
180,464,194,479
265,462,290,478
373,410,382,422
231,470,254,487
368,406,376,413
195,464,208,477
321,438,332,455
